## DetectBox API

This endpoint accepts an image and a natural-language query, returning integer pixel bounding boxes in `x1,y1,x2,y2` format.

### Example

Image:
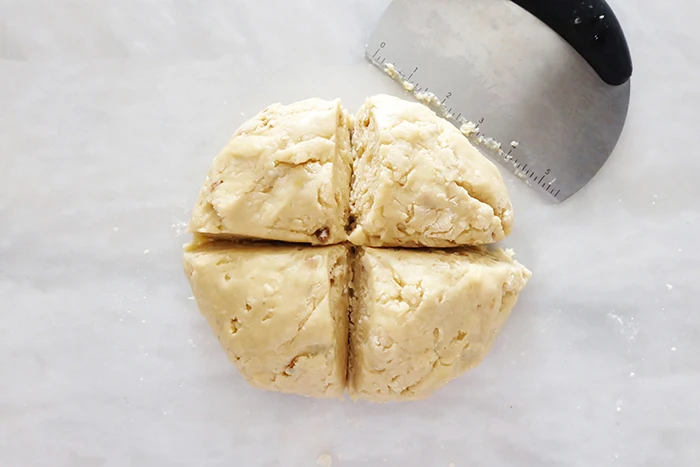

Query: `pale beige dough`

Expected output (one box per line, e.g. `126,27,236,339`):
349,94,513,248
189,98,353,245
348,246,531,402
184,95,531,401
183,241,351,398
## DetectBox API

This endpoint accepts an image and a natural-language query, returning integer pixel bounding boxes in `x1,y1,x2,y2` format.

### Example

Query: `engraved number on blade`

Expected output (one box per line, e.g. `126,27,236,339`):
367,42,564,201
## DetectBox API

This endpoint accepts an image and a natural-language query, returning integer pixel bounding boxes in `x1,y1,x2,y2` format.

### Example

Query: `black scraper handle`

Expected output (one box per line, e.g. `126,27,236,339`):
511,0,632,85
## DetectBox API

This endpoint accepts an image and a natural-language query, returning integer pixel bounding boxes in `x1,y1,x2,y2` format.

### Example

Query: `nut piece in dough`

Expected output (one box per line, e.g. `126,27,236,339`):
189,98,353,245
184,242,351,398
349,247,530,402
349,94,513,248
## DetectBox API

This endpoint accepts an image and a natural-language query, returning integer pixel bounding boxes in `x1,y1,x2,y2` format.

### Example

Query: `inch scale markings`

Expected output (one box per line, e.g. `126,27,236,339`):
367,42,564,202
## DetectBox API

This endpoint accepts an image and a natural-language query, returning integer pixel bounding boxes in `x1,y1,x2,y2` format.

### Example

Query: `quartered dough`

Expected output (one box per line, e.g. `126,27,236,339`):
183,242,351,398
188,98,353,245
184,95,530,401
349,94,513,248
348,247,531,402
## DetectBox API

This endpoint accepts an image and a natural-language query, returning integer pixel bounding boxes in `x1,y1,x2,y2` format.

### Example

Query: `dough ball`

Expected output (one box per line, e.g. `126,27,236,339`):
349,94,513,248
189,98,353,245
348,246,530,402
184,241,351,398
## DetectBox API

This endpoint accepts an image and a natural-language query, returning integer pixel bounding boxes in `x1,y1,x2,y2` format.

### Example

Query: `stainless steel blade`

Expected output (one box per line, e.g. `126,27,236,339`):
366,0,631,202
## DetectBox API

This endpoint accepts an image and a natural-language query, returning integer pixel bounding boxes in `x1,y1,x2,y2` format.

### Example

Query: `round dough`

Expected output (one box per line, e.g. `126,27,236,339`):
184,95,531,401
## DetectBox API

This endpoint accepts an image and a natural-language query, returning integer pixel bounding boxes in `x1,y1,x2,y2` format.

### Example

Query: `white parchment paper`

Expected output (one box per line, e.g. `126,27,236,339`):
1,1,699,465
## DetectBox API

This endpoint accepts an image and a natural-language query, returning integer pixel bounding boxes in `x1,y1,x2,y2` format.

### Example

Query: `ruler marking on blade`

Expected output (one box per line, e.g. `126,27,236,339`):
364,42,567,203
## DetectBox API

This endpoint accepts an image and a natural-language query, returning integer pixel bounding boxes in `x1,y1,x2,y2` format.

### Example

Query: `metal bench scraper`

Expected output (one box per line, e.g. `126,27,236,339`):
366,0,633,202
